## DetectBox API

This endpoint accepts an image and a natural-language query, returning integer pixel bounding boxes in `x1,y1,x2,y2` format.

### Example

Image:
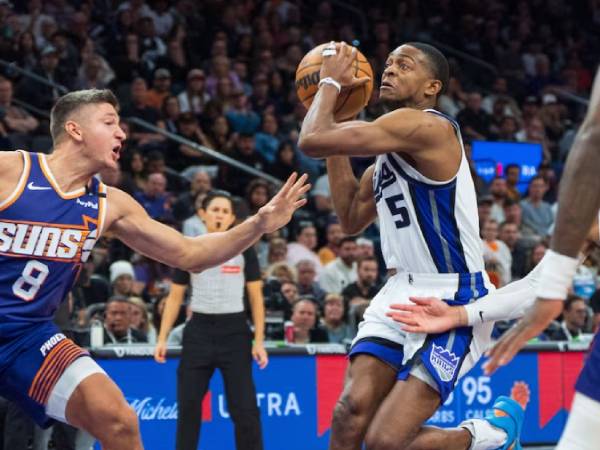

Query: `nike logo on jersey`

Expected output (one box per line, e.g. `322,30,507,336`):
27,182,52,191
76,198,98,209
479,311,485,323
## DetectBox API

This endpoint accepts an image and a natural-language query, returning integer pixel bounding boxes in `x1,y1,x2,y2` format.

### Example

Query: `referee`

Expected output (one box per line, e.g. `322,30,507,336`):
154,190,267,450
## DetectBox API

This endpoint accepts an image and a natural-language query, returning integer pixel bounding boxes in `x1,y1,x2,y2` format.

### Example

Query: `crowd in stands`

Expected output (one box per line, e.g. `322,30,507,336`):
0,0,600,362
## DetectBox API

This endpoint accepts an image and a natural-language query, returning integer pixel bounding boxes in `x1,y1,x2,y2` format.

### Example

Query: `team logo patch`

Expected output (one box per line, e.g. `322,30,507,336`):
430,344,459,382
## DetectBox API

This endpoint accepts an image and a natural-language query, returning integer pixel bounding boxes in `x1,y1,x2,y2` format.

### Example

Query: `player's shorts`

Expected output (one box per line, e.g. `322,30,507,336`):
0,320,101,427
575,332,600,402
349,271,494,402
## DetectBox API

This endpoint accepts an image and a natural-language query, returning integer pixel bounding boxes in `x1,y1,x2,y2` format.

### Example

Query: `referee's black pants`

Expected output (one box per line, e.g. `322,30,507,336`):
176,312,263,450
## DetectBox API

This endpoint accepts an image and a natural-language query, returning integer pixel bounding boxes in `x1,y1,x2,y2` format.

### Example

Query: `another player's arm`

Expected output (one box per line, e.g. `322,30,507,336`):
327,158,376,234
106,173,309,273
154,281,186,363
484,70,600,374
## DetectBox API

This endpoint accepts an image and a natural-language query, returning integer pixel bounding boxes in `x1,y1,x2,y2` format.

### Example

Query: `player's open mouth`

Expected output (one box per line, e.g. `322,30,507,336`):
111,145,122,160
380,81,393,89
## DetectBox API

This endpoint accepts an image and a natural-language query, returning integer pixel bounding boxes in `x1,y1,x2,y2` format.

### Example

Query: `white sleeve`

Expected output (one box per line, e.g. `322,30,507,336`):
464,254,547,325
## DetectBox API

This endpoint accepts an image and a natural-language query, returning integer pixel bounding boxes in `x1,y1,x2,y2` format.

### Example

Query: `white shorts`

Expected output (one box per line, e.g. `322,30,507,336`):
350,271,494,401
46,356,106,424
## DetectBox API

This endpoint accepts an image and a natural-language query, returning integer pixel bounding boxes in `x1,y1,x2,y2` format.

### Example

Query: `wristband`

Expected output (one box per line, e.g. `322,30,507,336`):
318,77,341,93
535,249,579,300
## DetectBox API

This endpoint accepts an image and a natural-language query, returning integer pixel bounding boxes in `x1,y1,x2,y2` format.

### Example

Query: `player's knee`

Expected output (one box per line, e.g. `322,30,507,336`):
98,404,139,442
332,391,368,429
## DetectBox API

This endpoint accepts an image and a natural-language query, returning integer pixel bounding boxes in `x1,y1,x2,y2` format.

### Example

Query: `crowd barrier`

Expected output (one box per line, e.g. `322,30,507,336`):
91,341,588,449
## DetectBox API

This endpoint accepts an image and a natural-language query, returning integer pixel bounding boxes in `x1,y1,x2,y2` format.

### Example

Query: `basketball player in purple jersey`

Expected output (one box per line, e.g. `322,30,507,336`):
0,89,309,450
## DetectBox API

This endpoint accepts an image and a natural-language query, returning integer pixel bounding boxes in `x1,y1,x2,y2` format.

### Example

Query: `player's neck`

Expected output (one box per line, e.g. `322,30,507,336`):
46,146,95,193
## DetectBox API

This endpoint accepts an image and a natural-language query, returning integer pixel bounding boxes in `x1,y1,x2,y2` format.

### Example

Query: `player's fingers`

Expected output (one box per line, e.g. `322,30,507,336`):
293,198,308,209
409,297,436,306
277,172,297,198
401,325,425,333
352,76,371,87
388,303,420,313
385,311,418,325
288,173,308,197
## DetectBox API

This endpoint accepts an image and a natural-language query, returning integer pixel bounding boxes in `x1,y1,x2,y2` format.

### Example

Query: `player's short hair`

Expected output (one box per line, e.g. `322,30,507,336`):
404,42,449,96
50,89,119,143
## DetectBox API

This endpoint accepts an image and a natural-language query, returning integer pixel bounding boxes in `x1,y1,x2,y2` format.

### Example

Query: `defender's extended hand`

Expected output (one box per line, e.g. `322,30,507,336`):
256,173,310,233
320,42,371,90
483,299,563,375
386,297,465,334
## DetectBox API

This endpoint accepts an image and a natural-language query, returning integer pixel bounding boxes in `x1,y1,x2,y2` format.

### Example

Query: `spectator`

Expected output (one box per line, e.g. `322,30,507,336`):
322,294,354,344
173,112,213,171
245,179,272,215
173,169,212,222
204,115,236,153
488,177,507,223
520,176,554,238
547,296,588,341
481,219,512,287
320,236,358,294
17,44,69,112
456,92,492,141
0,78,39,149
267,140,297,181
72,259,110,313
161,94,180,133
356,236,375,259
295,260,326,305
493,116,519,142
254,112,281,163
14,30,39,71
527,242,548,273
121,77,166,146
318,221,343,266
109,260,137,298
504,164,521,201
498,222,528,280
205,55,241,98
481,76,521,118
437,76,467,118
342,256,380,308
477,195,493,226
225,90,261,134
177,68,211,115
286,222,323,276
265,237,288,268
218,133,268,196
103,297,148,344
128,296,154,342
144,150,182,192
290,299,328,344
133,172,172,221
146,68,172,110
74,53,115,90
136,16,167,69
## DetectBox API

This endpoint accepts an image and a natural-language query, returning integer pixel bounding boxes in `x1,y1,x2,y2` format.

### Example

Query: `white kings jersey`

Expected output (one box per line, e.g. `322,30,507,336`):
373,109,485,274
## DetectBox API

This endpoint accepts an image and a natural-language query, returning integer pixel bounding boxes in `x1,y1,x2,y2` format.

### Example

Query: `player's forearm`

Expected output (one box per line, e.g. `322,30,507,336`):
298,84,339,156
157,288,185,343
326,157,361,234
552,70,600,257
184,215,264,272
551,125,600,257
462,256,548,325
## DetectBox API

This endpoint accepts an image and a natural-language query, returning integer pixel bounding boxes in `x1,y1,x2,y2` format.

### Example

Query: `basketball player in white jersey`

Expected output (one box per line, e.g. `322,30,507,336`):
299,42,520,450
388,69,600,450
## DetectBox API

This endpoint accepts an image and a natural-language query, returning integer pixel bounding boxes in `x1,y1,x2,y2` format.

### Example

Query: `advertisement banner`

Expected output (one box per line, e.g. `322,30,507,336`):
97,349,582,449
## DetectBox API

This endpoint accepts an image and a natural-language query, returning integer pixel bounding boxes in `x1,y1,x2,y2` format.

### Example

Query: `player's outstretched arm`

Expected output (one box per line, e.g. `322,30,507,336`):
107,173,310,273
485,69,600,375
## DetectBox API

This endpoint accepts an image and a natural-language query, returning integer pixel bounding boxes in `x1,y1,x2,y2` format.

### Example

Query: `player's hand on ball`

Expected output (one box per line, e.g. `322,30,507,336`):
320,41,371,89
256,173,310,233
483,298,564,375
386,297,464,334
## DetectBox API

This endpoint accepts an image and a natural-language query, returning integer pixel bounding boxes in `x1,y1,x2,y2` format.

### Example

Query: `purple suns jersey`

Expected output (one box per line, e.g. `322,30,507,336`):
0,151,107,337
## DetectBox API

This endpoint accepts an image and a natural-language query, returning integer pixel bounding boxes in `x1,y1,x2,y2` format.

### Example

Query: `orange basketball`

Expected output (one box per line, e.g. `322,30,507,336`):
295,43,374,121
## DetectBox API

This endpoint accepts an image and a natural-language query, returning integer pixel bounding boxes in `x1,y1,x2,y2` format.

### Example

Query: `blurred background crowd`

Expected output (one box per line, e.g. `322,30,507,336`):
0,0,599,355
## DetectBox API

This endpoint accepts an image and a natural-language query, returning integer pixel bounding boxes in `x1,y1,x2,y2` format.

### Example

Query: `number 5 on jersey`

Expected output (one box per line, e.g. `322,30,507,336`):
385,194,410,229
13,260,49,301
